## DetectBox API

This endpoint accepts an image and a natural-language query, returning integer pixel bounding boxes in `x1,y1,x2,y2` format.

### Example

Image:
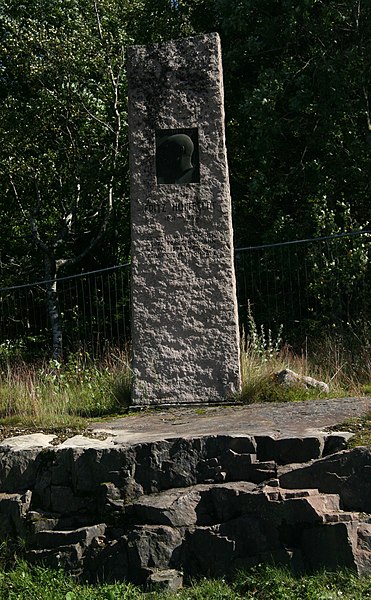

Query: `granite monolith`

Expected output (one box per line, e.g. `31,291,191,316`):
127,33,241,405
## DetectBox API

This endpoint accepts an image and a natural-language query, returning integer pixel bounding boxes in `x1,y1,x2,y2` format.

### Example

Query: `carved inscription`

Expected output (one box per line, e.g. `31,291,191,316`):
142,199,216,219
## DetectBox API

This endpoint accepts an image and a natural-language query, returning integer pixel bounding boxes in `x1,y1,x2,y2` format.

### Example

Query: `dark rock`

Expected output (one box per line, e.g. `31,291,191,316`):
249,459,277,483
50,448,73,486
1,427,371,582
32,523,106,550
323,432,354,456
280,491,340,525
26,543,84,572
0,490,31,537
84,537,129,583
49,486,88,515
301,522,358,572
358,523,371,551
71,447,133,493
0,448,46,492
222,449,253,480
256,435,324,465
184,525,235,578
28,510,59,534
129,487,202,527
279,447,371,512
146,568,183,592
126,525,183,584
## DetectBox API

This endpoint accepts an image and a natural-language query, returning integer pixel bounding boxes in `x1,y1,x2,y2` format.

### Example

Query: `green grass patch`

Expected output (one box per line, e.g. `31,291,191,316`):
0,312,369,432
239,308,369,404
0,350,132,439
332,411,371,448
233,564,371,599
2,562,371,599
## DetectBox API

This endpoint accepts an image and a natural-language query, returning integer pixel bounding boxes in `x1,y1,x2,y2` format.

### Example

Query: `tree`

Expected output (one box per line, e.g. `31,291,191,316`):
0,0,369,355
0,0,130,359
214,0,370,246
0,0,202,359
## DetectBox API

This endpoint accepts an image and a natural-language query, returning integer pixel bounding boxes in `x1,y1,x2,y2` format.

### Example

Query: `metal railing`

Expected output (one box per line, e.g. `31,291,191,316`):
0,264,131,359
235,230,371,344
0,230,369,359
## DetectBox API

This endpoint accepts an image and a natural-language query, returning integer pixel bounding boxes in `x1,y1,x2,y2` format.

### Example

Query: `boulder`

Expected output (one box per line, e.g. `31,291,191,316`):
146,569,183,592
301,522,359,573
0,490,31,537
274,369,329,394
84,537,129,583
26,543,84,573
126,525,183,584
31,523,106,550
129,486,202,527
1,427,371,582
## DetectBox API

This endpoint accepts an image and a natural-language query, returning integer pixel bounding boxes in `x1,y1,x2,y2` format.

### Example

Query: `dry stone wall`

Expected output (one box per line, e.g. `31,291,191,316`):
1,432,371,587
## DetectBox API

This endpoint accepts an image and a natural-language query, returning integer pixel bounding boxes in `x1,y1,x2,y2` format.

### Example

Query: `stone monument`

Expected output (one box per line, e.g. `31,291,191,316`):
127,33,241,406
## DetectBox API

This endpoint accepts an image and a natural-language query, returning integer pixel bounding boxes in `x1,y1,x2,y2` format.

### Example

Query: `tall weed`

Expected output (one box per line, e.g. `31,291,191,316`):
239,305,368,403
0,348,132,429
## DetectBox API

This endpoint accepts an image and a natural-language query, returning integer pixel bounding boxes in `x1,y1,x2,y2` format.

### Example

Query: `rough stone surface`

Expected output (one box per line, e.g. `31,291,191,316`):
146,568,183,592
301,523,361,573
127,33,241,405
0,491,31,537
279,446,371,512
31,523,106,550
275,369,330,394
1,398,371,584
89,396,371,442
256,435,325,465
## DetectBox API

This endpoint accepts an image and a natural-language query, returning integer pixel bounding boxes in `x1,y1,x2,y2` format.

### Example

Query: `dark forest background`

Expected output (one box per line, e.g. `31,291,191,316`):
0,0,369,358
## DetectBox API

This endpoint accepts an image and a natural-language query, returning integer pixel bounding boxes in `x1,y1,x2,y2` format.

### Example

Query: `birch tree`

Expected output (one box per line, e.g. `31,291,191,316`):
1,0,128,360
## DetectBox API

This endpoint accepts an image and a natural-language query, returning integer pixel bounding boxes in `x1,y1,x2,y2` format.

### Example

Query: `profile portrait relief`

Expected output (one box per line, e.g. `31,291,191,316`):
156,128,200,184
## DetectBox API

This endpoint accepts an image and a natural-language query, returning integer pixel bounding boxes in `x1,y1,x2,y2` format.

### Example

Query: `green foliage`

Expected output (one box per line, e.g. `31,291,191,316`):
0,339,27,362
332,411,371,449
244,300,284,361
233,564,371,599
1,562,371,599
0,560,143,599
240,372,325,405
203,0,370,247
238,303,367,404
0,348,132,428
0,0,370,359
0,0,130,277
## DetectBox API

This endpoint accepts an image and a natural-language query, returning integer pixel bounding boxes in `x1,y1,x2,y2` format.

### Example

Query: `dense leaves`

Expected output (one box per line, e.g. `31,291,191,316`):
0,0,369,355
1,0,369,264
215,0,370,246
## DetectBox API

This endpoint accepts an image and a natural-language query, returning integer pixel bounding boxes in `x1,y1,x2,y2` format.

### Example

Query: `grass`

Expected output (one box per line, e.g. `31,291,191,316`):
239,308,370,404
0,349,132,439
0,317,369,440
1,562,371,599
331,411,371,448
240,336,370,405
0,326,369,594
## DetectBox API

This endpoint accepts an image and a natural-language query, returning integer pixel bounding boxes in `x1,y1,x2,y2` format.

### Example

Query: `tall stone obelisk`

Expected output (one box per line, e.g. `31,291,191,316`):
127,33,241,405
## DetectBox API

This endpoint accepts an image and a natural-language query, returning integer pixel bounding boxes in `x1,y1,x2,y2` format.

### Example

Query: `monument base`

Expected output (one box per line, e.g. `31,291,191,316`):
128,400,242,412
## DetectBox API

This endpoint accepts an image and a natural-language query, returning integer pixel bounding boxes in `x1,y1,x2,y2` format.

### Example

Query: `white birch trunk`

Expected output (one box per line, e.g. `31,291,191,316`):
44,255,63,361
